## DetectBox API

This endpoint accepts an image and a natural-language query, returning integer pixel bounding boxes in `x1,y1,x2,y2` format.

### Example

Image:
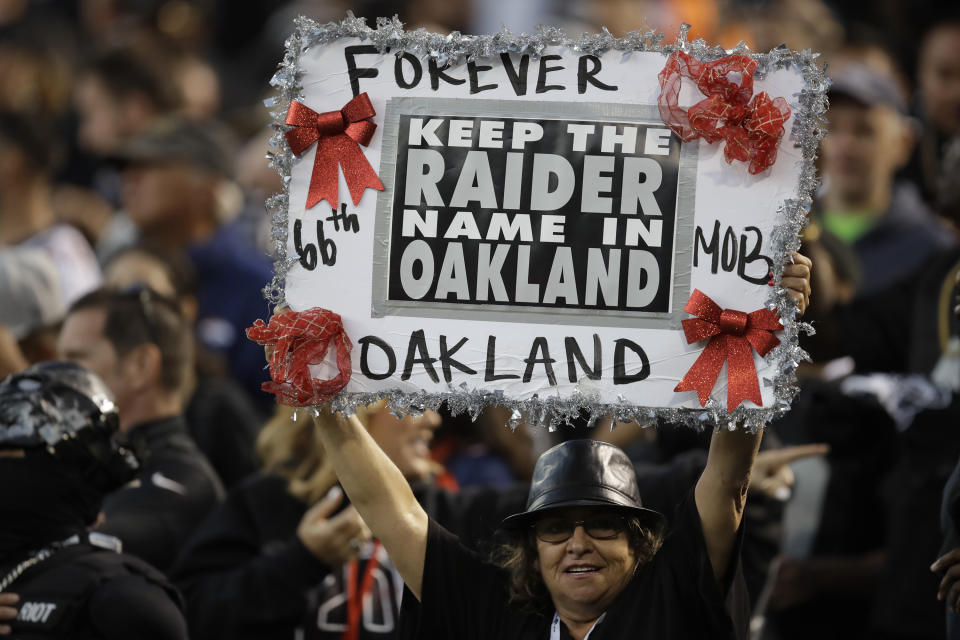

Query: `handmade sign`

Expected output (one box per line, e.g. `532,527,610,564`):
254,15,827,430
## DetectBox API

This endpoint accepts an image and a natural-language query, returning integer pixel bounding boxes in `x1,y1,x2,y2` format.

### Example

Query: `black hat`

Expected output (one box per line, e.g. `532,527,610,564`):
0,362,138,492
500,440,666,536
828,63,908,116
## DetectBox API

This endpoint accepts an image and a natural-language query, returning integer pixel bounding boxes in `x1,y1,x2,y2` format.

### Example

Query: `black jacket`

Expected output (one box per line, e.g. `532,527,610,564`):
2,535,187,639
98,416,224,573
171,473,529,640
184,376,262,489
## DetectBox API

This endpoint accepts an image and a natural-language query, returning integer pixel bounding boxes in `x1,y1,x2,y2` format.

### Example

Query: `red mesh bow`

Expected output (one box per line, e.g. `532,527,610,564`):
658,51,791,174
285,93,384,210
246,308,353,406
673,289,783,411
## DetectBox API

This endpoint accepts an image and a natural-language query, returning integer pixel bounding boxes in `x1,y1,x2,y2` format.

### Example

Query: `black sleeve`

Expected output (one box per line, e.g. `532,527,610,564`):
87,576,189,640
659,491,751,639
398,519,515,640
184,377,262,489
171,483,332,638
98,457,223,572
828,281,913,372
98,488,183,572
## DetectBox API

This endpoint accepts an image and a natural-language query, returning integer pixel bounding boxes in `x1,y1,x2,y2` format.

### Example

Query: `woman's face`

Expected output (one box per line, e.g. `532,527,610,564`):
535,507,637,618
365,408,441,482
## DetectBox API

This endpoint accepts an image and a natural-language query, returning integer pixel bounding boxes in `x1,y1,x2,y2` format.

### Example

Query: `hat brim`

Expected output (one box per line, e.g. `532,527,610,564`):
500,500,667,539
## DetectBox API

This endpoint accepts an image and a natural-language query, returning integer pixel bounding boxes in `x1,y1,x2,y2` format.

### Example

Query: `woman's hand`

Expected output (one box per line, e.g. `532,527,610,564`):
297,486,372,566
781,252,812,316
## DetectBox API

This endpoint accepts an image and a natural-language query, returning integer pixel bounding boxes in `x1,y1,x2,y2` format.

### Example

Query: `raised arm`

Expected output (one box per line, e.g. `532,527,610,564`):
695,427,763,582
311,411,429,599
695,252,812,582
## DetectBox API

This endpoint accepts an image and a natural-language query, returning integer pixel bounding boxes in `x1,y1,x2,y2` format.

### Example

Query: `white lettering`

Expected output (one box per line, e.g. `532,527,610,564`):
478,120,504,148
18,602,57,624
401,209,437,238
486,212,533,242
447,119,474,147
404,149,445,207
643,128,672,156
408,118,443,146
511,122,543,149
566,123,595,152
601,125,637,153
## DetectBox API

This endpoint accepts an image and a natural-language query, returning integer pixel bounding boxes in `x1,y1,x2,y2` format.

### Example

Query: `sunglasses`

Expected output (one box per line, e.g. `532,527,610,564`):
532,514,628,543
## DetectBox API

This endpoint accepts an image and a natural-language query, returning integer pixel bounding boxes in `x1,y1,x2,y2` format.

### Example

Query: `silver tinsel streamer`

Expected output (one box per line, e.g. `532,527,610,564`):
262,14,828,432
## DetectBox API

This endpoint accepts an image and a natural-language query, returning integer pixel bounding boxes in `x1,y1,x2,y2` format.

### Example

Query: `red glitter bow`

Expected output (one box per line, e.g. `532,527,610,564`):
673,289,782,411
246,307,353,406
285,93,384,210
658,51,792,174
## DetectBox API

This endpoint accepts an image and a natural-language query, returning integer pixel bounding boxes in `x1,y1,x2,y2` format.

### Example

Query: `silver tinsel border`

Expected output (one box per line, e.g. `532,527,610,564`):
262,15,827,432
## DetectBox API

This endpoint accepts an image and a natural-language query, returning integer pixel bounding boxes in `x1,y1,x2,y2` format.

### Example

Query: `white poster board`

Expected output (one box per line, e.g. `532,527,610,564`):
261,17,826,429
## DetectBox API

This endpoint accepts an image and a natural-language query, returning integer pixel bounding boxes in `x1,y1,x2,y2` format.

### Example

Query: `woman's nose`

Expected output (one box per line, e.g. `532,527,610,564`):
567,525,591,551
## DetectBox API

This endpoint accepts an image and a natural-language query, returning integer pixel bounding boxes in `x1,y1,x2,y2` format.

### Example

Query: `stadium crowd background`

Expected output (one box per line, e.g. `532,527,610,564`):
1,0,960,638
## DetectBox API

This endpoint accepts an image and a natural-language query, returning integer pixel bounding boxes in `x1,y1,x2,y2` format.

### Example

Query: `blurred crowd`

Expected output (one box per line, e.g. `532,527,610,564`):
1,0,960,638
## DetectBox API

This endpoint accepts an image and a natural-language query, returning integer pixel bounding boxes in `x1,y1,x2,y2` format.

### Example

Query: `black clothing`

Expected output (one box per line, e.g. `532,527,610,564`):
184,376,262,488
765,381,898,640
0,452,103,557
940,453,960,640
631,438,785,608
2,536,187,639
871,398,960,639
399,490,749,640
820,248,960,374
98,416,224,572
172,473,336,639
172,473,529,640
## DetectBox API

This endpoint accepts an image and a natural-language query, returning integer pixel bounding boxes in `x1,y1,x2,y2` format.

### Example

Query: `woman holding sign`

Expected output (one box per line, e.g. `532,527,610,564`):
306,254,811,640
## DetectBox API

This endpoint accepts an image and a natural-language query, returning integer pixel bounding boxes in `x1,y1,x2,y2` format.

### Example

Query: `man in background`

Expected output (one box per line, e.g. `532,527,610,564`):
818,61,953,296
57,287,224,573
116,117,273,412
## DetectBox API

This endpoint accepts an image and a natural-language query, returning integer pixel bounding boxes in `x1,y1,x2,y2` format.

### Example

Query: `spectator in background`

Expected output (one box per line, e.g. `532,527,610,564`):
0,110,102,366
103,245,262,488
0,362,188,639
0,248,64,368
904,19,960,205
115,117,274,412
56,287,224,573
817,59,954,296
172,402,444,640
0,22,74,121
74,48,181,161
0,112,101,302
71,46,182,258
173,52,222,121
234,126,285,255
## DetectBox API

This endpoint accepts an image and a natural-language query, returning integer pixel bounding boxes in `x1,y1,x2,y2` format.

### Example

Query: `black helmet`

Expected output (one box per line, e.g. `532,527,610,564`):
500,440,666,536
0,362,138,492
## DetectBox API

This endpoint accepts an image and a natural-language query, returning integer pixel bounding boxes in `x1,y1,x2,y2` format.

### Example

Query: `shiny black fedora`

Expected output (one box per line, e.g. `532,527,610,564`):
500,439,666,536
